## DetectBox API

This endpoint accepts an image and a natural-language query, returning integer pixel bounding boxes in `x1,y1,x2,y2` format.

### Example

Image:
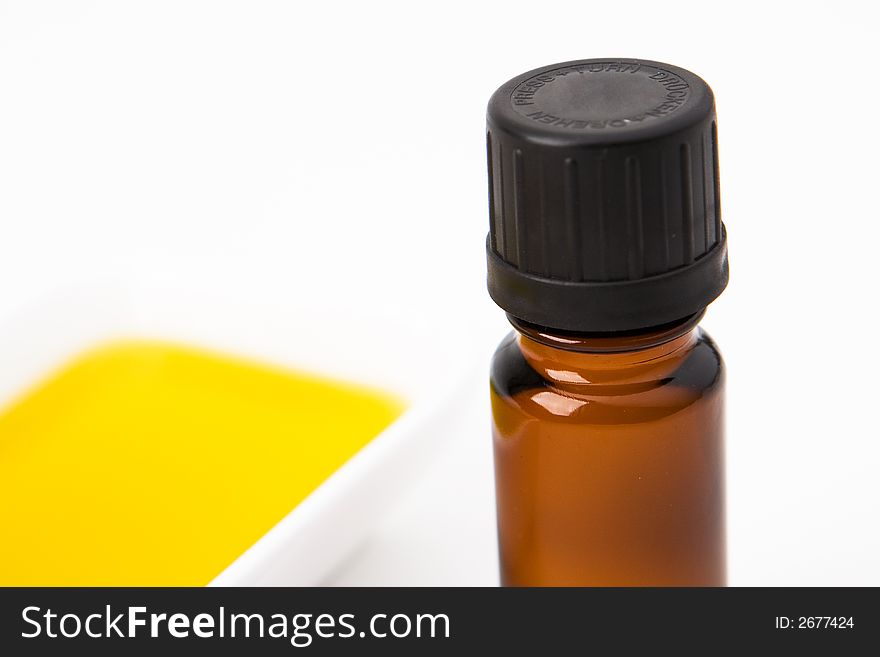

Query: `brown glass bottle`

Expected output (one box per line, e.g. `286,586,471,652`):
490,314,725,586
484,59,729,586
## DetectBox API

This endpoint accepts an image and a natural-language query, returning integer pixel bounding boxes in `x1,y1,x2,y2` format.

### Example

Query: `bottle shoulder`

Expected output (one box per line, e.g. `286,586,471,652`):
490,329,724,422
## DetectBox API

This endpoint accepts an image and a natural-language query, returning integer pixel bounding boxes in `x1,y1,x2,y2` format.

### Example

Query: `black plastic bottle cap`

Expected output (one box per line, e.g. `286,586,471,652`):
486,59,729,333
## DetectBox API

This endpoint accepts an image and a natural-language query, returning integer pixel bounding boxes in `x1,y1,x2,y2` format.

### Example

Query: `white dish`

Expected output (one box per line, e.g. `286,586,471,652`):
0,282,475,586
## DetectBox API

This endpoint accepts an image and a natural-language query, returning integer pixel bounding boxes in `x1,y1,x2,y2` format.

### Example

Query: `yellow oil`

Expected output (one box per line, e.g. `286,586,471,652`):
0,341,405,586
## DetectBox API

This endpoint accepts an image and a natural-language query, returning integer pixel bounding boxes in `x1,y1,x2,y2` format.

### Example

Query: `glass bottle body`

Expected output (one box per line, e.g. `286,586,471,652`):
490,316,725,586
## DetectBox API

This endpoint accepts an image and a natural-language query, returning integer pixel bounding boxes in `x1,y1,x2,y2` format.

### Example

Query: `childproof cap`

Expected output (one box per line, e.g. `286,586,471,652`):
486,59,729,333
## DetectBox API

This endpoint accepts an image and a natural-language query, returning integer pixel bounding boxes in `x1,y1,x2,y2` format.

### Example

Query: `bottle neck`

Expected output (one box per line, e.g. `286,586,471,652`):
509,313,703,387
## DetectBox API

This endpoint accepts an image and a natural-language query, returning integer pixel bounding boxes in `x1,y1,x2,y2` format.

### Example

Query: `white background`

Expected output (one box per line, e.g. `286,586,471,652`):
1,0,878,585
